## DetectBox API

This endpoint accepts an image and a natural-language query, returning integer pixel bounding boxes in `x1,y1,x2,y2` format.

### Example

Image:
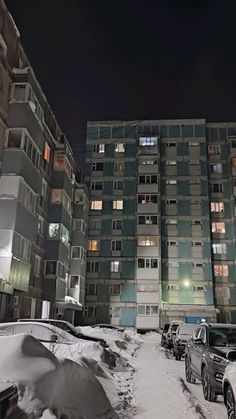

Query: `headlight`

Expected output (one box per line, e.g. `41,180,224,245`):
209,353,230,367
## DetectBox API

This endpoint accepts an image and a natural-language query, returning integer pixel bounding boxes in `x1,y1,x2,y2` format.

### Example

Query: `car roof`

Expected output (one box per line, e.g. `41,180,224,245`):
0,321,66,333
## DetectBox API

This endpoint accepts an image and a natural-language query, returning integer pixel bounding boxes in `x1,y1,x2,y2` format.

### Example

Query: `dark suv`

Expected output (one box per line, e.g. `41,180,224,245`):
185,323,236,402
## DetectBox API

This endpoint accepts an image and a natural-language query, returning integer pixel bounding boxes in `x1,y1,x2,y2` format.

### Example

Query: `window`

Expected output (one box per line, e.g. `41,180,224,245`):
166,199,177,205
138,258,158,268
86,284,97,295
138,236,157,246
92,162,104,172
167,240,178,246
166,142,176,147
112,219,123,230
91,200,103,210
210,202,224,213
88,240,100,251
44,143,51,162
138,215,157,225
7,129,22,148
166,219,177,225
89,219,101,230
87,261,99,273
193,286,205,292
139,136,157,146
139,156,158,165
71,246,86,261
12,83,27,101
93,144,105,153
232,158,236,167
37,216,45,236
115,143,125,152
167,261,179,268
34,255,41,277
191,241,202,246
45,261,57,276
138,194,157,204
192,220,201,225
111,240,122,251
210,163,223,174
73,219,87,234
51,189,62,203
110,285,120,295
139,175,157,184
70,276,80,289
211,222,225,233
189,142,199,146
54,151,72,178
7,129,41,169
18,180,36,213
48,223,69,245
166,180,177,185
166,161,176,166
189,160,200,165
110,261,120,272
212,243,227,254
114,161,124,171
74,190,84,204
50,190,72,214
12,232,31,263
214,265,229,277
208,145,221,155
137,305,158,315
210,183,223,193
113,200,123,210
84,306,97,318
13,296,19,305
113,180,123,190
91,181,103,190
190,179,200,185
163,284,179,291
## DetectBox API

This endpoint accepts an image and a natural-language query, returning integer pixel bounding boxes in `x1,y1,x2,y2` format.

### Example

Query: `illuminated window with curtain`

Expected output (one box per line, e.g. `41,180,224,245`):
214,265,229,277
138,236,157,246
88,240,100,251
113,200,123,210
90,200,103,210
110,261,120,272
210,202,224,213
211,222,225,233
44,143,51,162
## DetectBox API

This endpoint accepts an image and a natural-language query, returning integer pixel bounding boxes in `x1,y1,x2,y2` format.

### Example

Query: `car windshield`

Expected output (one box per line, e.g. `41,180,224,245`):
171,324,179,332
178,324,196,336
209,327,236,346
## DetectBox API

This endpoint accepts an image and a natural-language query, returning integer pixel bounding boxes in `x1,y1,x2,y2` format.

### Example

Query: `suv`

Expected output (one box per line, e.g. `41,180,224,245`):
173,323,196,360
185,323,236,402
165,321,183,349
0,383,18,418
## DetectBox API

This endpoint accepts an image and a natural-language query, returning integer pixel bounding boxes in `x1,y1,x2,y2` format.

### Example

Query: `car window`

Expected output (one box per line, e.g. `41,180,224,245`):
193,327,201,339
163,324,170,332
198,327,206,343
27,324,53,341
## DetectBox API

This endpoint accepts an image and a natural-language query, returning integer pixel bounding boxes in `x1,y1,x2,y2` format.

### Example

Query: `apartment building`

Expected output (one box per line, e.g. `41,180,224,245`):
85,119,236,329
0,1,87,323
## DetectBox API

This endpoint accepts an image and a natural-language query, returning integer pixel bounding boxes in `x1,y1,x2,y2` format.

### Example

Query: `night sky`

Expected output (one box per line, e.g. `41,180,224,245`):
5,0,236,164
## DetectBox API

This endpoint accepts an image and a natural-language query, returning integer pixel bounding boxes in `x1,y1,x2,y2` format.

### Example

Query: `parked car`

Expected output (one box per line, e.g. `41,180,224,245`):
223,362,236,418
0,382,18,418
18,319,108,347
92,324,125,332
173,323,197,360
165,321,183,349
185,323,236,402
160,323,170,347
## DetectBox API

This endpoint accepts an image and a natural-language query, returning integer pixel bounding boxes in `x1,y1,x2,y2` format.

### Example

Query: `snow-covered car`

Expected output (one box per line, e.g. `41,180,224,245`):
173,323,197,360
223,362,236,418
92,324,125,332
165,321,183,349
0,382,18,418
0,321,82,345
185,323,236,402
18,318,108,347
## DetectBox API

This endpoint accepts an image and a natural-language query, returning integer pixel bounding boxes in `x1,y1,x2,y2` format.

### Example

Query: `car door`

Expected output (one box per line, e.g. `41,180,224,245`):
189,327,201,375
191,326,206,377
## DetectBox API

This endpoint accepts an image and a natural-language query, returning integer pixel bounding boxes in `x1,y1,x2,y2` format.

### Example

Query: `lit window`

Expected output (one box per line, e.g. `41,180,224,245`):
214,265,229,277
166,219,177,225
88,240,100,251
166,161,176,166
166,180,177,185
91,200,103,210
48,223,69,245
110,285,120,295
210,163,223,174
212,243,227,254
44,143,51,162
115,143,125,152
210,202,224,213
139,156,158,165
93,144,105,153
211,222,225,233
113,200,123,210
139,137,157,146
208,145,221,155
138,236,157,246
54,151,72,178
110,261,120,272
49,223,60,238
51,189,62,203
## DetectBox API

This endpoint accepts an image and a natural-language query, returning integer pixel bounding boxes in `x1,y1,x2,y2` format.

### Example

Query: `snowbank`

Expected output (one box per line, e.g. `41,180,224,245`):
0,334,118,419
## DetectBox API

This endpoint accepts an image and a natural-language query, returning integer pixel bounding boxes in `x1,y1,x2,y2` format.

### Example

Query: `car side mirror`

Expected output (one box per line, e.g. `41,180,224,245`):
193,338,204,345
50,334,58,343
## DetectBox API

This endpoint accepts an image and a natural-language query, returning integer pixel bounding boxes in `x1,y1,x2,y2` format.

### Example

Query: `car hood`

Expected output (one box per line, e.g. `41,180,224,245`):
211,346,236,361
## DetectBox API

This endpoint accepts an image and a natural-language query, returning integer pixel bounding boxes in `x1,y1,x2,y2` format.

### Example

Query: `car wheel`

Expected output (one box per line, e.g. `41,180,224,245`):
202,366,217,402
226,384,236,419
185,357,196,384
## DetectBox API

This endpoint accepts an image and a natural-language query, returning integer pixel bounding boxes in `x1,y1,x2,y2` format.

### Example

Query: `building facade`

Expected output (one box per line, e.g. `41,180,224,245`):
85,119,236,329
0,1,87,323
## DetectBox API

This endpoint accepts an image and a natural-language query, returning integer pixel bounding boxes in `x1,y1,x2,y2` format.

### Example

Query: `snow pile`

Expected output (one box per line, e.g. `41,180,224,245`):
0,334,118,419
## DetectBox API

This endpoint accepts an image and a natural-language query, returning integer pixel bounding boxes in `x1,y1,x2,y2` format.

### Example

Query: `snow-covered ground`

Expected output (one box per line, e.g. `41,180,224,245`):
0,328,229,418
133,333,227,419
